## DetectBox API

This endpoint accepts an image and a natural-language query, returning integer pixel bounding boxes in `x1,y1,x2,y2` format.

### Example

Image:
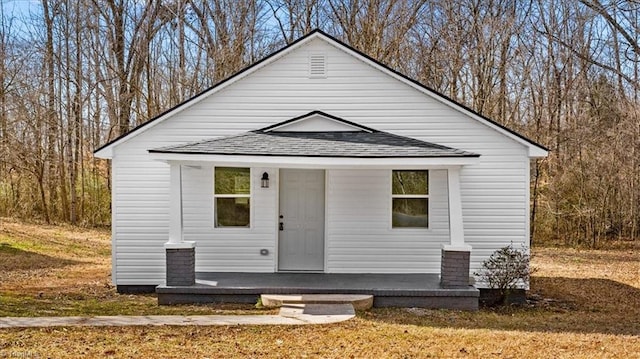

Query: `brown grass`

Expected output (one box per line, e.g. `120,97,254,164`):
1,218,639,358
0,218,271,316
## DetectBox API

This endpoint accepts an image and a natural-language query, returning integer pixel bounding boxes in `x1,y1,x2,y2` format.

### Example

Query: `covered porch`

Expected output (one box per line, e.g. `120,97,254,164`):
148,112,481,309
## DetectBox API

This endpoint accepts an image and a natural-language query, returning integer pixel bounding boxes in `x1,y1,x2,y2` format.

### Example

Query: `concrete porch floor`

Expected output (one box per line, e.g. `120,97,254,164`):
156,273,479,310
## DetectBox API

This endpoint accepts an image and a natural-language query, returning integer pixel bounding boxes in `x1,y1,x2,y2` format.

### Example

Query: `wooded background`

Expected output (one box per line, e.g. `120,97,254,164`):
0,0,638,247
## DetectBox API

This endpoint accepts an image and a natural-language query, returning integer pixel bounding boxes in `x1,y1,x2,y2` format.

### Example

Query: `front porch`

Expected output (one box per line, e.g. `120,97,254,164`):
152,113,481,310
157,272,479,310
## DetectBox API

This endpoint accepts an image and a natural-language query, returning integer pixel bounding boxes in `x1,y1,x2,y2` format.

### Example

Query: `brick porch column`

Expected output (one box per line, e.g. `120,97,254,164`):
441,167,471,288
440,245,472,288
165,162,196,286
165,243,196,286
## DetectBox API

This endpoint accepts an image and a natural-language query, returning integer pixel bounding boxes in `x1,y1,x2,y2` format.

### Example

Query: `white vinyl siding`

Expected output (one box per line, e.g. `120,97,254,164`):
183,165,276,273
326,169,449,273
109,37,530,284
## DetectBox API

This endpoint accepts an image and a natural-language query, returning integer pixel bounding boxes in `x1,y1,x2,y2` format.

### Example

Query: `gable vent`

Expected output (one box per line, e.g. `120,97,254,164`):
309,53,327,78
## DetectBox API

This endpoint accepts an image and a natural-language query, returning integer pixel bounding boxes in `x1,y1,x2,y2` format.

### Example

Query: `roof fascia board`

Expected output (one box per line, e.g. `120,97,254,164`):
93,31,325,159
148,152,479,168
261,110,375,133
528,146,549,158
94,146,113,159
312,32,549,157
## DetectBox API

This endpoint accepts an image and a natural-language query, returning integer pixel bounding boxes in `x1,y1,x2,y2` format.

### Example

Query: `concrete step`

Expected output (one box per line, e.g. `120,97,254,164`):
278,303,356,323
261,294,373,310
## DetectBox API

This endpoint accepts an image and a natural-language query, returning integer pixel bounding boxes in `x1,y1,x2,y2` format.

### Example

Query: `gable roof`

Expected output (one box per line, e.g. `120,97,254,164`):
94,29,548,159
149,113,479,159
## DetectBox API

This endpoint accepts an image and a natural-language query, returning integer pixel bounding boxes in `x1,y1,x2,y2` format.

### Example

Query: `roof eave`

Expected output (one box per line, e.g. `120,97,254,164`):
147,152,480,169
94,146,113,159
528,147,549,158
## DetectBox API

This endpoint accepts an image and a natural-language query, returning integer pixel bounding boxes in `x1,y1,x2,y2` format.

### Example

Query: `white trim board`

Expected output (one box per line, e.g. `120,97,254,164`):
150,153,480,168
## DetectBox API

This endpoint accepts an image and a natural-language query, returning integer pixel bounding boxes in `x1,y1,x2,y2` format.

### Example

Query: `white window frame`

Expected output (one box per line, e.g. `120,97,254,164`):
213,167,252,228
391,170,430,229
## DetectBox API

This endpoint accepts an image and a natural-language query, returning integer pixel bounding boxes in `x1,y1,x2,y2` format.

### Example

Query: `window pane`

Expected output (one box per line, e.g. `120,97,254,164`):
215,197,250,227
392,170,428,195
392,198,428,228
215,167,250,194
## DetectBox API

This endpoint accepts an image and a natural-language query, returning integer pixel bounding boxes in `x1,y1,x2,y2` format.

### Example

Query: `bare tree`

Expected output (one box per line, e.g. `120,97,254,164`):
0,0,638,245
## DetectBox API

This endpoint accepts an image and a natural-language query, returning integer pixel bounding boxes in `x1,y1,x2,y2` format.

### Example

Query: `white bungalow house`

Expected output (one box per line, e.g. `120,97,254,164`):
94,30,547,309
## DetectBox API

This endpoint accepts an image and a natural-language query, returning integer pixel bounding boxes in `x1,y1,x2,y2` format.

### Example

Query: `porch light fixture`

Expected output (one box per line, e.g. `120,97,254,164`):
261,172,270,188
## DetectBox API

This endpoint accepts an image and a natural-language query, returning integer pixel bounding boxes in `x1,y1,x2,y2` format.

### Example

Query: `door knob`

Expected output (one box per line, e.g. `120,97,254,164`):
279,222,284,231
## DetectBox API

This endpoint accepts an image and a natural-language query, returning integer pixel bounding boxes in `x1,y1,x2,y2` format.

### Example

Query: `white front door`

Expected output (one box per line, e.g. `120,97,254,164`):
278,169,325,271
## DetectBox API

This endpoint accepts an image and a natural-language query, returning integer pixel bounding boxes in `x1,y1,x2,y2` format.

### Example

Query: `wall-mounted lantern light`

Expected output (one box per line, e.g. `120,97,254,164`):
261,172,270,188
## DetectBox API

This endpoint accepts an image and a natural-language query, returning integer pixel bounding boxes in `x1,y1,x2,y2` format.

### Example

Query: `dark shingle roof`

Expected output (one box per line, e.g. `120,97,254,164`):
149,130,479,158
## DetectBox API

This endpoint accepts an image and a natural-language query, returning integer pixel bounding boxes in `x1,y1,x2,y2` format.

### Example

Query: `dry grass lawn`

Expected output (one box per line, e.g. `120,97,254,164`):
0,218,639,358
0,218,269,317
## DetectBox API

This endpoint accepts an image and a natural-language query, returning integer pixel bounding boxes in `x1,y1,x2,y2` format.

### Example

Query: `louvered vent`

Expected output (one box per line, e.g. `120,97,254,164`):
309,53,327,78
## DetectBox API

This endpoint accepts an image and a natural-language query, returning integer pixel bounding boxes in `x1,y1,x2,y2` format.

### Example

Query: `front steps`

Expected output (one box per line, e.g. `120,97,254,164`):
261,294,374,310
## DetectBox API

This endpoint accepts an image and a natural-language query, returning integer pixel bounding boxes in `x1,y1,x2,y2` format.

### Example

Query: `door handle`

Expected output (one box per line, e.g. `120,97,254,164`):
279,222,284,231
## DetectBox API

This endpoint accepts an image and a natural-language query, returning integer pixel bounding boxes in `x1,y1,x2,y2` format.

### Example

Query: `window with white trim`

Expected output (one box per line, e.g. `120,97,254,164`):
214,167,250,227
392,170,429,228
